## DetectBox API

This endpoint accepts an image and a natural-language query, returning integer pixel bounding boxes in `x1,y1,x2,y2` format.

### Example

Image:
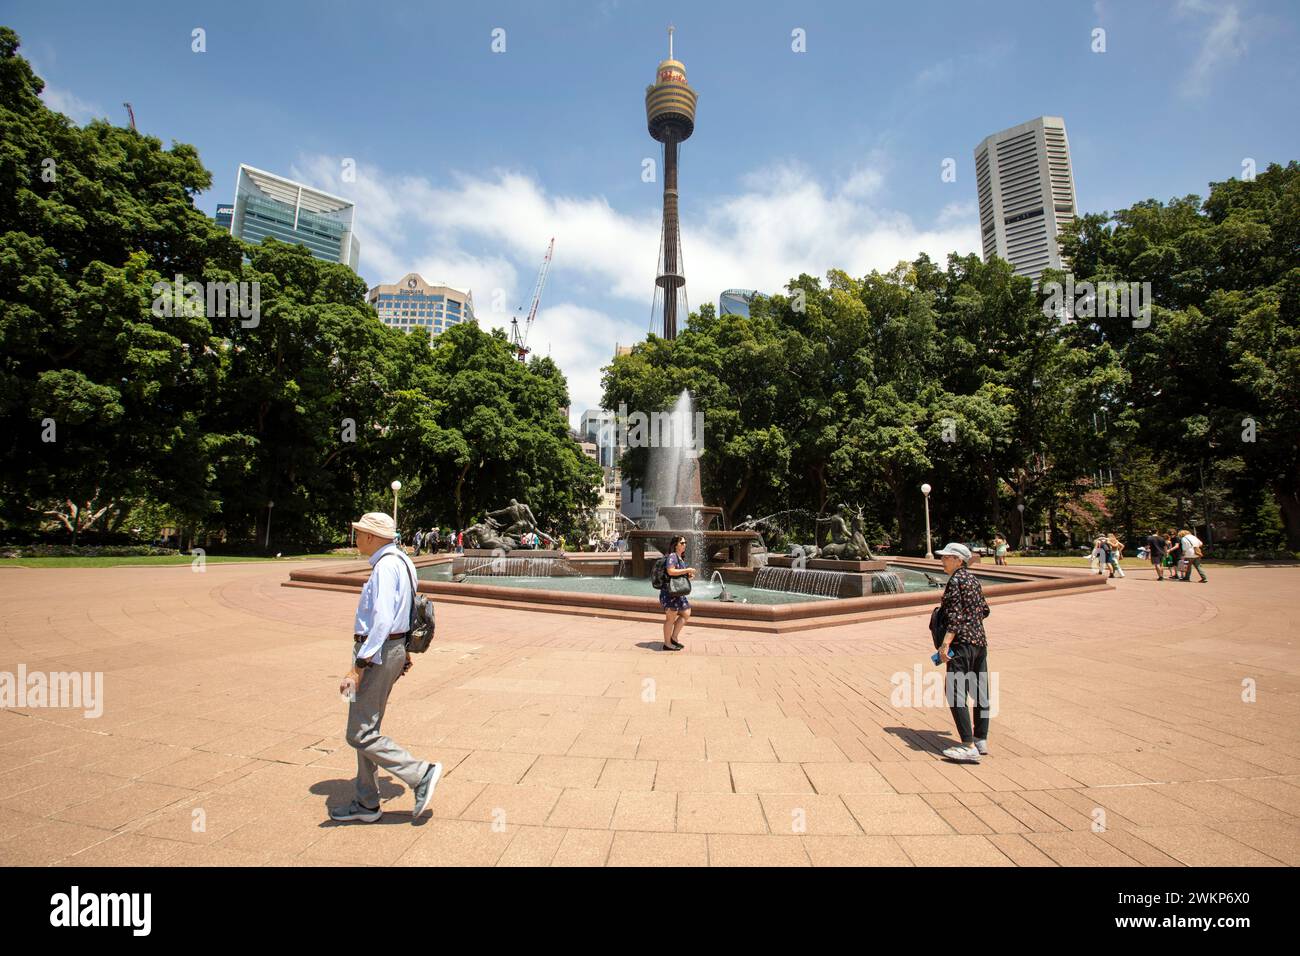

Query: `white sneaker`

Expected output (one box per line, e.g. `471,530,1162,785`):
974,739,989,755
411,761,443,820
942,745,980,764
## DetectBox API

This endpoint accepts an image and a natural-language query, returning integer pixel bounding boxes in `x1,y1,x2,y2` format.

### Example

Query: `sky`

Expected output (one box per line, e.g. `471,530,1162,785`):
5,0,1298,424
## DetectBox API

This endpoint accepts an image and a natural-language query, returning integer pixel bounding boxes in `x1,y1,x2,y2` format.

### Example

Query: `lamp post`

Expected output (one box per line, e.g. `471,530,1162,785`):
921,483,933,559
265,501,274,549
1017,502,1026,550
391,480,402,525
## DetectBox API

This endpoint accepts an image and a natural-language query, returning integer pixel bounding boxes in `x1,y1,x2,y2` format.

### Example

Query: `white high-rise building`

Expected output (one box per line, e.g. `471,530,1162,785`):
973,116,1077,284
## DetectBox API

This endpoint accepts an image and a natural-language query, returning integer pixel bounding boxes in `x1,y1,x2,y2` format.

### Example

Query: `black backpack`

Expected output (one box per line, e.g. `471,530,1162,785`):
386,553,436,653
650,556,668,590
929,605,947,650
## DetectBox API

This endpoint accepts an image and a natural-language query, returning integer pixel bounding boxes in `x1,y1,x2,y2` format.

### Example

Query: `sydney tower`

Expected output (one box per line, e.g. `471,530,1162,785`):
646,27,698,340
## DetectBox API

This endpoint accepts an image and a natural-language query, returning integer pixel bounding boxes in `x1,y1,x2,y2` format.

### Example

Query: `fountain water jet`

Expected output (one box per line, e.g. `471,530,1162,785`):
627,391,760,577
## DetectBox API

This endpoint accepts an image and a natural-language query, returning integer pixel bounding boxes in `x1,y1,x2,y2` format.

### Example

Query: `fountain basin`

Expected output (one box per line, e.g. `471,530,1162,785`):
627,528,761,576
284,552,1109,634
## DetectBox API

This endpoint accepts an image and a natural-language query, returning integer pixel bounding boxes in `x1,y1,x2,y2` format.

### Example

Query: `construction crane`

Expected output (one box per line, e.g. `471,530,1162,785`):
123,102,137,131
510,237,554,362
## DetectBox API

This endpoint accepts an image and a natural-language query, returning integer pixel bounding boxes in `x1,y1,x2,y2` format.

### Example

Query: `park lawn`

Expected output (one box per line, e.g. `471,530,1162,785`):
0,553,357,568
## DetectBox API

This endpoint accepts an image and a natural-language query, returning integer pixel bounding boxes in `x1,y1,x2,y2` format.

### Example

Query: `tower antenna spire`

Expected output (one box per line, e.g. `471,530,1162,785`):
668,24,674,59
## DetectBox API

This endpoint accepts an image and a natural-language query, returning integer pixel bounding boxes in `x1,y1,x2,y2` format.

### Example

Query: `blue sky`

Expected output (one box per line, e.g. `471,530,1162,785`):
7,0,1298,420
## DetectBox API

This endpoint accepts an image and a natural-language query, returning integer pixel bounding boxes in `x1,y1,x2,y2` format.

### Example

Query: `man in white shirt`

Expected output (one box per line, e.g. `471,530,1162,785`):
330,512,442,823
1178,529,1208,582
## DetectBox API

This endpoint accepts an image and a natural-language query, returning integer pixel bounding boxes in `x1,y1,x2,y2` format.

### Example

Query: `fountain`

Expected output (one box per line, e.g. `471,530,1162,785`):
709,570,738,602
626,391,761,577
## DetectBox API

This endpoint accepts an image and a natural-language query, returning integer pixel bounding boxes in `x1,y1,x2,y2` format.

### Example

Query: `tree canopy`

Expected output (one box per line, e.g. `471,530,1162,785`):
0,29,600,548
606,162,1300,552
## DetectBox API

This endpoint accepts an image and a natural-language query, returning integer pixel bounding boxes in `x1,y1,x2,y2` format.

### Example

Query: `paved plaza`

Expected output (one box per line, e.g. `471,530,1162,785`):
1,561,1297,866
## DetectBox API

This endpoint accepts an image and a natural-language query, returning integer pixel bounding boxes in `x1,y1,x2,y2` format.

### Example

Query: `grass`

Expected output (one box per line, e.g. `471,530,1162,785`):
0,553,357,568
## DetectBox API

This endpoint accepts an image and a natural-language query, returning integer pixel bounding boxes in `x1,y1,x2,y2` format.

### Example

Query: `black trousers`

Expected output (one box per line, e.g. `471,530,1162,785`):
946,642,991,743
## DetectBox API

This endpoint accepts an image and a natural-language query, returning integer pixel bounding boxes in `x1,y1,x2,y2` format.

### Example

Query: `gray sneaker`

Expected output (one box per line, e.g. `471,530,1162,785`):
942,744,981,764
412,762,443,820
330,800,381,823
974,739,989,755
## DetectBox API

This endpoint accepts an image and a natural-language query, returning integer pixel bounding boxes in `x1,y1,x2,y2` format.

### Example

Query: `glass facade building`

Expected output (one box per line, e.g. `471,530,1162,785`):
227,165,360,271
367,274,475,344
719,288,765,317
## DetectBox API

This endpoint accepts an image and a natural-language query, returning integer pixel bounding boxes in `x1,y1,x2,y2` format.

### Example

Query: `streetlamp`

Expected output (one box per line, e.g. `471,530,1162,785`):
1016,502,1026,550
265,501,274,549
391,480,402,525
921,483,933,559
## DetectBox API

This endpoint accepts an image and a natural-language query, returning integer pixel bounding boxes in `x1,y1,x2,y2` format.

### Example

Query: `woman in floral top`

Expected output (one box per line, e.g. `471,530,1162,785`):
935,542,990,764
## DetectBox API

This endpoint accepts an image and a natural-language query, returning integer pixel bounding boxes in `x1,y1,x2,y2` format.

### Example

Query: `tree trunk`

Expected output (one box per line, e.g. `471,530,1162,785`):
988,468,1002,534
810,462,827,514
454,461,472,528
890,476,915,554
725,468,752,527
1277,483,1300,551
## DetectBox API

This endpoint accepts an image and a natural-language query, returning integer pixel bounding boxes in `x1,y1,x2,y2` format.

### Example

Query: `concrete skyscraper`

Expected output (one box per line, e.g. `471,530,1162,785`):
646,27,698,340
367,273,474,344
973,116,1077,284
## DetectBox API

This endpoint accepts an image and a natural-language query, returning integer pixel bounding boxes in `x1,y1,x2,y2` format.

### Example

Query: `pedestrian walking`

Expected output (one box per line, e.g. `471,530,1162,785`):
1145,529,1168,580
1106,533,1126,578
331,512,442,824
993,535,1008,566
1177,529,1208,582
656,535,695,651
934,543,992,764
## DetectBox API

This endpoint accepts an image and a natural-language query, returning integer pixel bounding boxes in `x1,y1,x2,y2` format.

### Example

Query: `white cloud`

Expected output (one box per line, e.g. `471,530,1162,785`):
289,154,981,425
39,86,103,124
1177,0,1247,97
29,53,103,124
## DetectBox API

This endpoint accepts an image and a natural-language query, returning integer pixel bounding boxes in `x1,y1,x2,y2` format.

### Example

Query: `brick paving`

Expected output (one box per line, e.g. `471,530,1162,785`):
0,560,1296,866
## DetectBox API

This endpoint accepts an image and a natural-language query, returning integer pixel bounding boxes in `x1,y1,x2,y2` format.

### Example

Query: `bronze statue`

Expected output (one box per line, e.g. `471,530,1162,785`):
469,499,554,552
819,503,875,560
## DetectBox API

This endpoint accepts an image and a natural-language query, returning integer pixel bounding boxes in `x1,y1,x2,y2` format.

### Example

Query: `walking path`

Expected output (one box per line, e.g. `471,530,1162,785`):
0,561,1296,866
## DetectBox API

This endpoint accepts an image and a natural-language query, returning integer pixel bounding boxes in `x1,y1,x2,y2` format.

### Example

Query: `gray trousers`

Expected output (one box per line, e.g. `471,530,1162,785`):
346,638,428,807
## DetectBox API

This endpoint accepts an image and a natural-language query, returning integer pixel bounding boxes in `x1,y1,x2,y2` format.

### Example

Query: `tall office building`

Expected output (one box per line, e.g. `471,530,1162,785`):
227,165,360,271
719,288,766,318
367,273,475,344
214,203,234,233
973,116,1077,284
579,409,619,469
